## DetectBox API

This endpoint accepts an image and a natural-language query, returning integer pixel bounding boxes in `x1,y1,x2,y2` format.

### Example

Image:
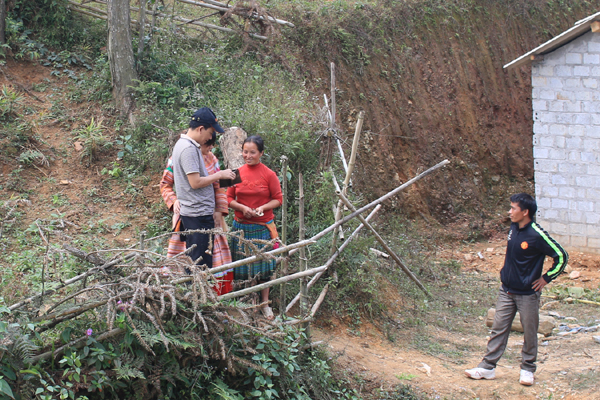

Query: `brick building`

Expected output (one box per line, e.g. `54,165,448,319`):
505,12,600,253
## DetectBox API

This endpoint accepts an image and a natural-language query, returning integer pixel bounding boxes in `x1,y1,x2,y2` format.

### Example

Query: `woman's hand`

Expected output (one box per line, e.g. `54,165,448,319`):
242,205,257,219
173,199,181,215
254,206,265,217
213,211,223,228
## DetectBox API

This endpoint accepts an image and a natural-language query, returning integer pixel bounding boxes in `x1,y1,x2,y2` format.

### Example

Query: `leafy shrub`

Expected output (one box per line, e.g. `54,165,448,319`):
10,0,105,52
0,86,22,121
75,118,110,165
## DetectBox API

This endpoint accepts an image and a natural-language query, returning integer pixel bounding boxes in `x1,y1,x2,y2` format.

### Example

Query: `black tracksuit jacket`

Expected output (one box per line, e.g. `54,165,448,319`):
500,221,568,295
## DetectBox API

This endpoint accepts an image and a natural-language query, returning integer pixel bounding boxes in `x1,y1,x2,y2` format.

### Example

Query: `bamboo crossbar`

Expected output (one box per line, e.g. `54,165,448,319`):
209,159,449,278
217,266,327,301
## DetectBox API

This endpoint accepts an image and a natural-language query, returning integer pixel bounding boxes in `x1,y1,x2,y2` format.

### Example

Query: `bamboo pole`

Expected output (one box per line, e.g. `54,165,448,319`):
286,205,381,313
217,266,327,301
323,93,349,174
176,0,295,27
575,299,600,306
330,111,364,249
336,136,349,174
330,62,336,131
336,191,432,298
208,159,449,278
309,283,328,318
298,173,310,335
279,156,289,318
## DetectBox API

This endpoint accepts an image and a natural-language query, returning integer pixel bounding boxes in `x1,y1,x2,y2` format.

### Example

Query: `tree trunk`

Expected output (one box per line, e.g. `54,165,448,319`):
108,0,138,117
0,0,6,45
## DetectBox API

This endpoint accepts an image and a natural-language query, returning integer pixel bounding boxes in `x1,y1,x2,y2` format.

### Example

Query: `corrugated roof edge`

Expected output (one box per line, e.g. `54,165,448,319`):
503,10,600,70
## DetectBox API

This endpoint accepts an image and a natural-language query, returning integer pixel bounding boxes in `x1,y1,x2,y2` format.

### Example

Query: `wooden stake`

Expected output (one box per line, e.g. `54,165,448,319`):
336,191,432,298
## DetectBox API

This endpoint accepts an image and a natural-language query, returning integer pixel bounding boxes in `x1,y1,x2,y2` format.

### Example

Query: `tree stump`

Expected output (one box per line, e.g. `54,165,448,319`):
219,126,247,170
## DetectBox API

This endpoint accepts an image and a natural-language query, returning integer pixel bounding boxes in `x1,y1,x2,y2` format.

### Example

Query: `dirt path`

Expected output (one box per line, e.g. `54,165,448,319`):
315,325,600,399
315,238,600,399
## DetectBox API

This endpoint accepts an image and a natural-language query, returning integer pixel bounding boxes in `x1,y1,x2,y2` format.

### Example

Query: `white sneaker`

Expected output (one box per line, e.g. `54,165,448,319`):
520,369,534,386
465,367,496,380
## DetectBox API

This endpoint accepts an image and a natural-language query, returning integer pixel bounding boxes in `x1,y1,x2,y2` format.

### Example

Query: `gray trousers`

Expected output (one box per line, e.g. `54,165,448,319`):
478,288,541,373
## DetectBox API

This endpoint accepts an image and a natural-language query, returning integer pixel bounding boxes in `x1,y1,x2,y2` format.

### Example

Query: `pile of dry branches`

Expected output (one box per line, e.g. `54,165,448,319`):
9,228,289,373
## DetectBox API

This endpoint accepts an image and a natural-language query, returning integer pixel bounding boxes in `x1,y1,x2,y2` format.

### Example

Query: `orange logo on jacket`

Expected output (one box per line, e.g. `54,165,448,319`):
521,241,529,250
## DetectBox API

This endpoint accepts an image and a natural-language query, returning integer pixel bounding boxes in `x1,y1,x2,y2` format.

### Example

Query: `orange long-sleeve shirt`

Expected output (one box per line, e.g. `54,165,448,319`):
227,163,282,224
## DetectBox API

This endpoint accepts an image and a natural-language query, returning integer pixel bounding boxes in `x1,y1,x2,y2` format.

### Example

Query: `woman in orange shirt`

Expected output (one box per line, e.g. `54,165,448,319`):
227,135,282,319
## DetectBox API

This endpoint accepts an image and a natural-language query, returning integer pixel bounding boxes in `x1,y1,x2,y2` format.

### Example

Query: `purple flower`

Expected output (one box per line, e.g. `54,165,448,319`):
86,328,93,336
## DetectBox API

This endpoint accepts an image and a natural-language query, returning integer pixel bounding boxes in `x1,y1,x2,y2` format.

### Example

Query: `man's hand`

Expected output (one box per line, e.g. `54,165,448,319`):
173,199,181,215
218,169,236,180
532,277,547,292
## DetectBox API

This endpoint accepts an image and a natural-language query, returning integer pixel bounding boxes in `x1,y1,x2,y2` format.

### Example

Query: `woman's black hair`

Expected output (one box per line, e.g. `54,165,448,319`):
243,135,264,152
204,131,217,146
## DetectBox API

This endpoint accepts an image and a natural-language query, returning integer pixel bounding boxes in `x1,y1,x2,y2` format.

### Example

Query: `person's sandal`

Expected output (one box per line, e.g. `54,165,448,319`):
261,306,274,320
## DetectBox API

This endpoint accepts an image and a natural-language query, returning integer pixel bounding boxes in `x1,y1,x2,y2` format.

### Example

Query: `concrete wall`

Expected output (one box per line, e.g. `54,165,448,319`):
531,30,600,253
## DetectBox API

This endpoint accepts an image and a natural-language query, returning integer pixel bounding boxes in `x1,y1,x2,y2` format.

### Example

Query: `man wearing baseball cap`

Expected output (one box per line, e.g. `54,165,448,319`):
171,107,235,270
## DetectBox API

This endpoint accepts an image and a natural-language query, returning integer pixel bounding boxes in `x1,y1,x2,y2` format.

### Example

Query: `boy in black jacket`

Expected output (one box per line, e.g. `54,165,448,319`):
465,193,568,386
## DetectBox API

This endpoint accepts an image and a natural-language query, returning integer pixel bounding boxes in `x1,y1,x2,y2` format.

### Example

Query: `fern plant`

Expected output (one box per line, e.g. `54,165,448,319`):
0,308,39,400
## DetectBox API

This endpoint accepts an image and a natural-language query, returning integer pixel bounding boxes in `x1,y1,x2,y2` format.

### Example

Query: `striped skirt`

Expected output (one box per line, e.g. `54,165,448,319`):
231,220,276,281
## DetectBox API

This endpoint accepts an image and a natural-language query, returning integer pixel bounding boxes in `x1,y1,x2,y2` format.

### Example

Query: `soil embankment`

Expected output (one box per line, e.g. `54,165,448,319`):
279,1,598,219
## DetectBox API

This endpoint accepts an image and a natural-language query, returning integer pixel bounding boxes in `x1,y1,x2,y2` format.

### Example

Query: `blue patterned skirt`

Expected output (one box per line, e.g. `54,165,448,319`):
231,220,276,281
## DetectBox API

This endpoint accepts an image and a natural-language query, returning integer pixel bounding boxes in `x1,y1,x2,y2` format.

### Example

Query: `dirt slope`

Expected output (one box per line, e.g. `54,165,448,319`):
283,1,599,220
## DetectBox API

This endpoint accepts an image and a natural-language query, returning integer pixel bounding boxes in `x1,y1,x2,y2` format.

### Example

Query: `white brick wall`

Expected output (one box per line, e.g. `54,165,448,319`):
532,30,600,254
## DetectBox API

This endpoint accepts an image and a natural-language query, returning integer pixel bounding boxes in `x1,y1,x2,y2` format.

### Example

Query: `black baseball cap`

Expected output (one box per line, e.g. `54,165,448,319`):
190,107,224,133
